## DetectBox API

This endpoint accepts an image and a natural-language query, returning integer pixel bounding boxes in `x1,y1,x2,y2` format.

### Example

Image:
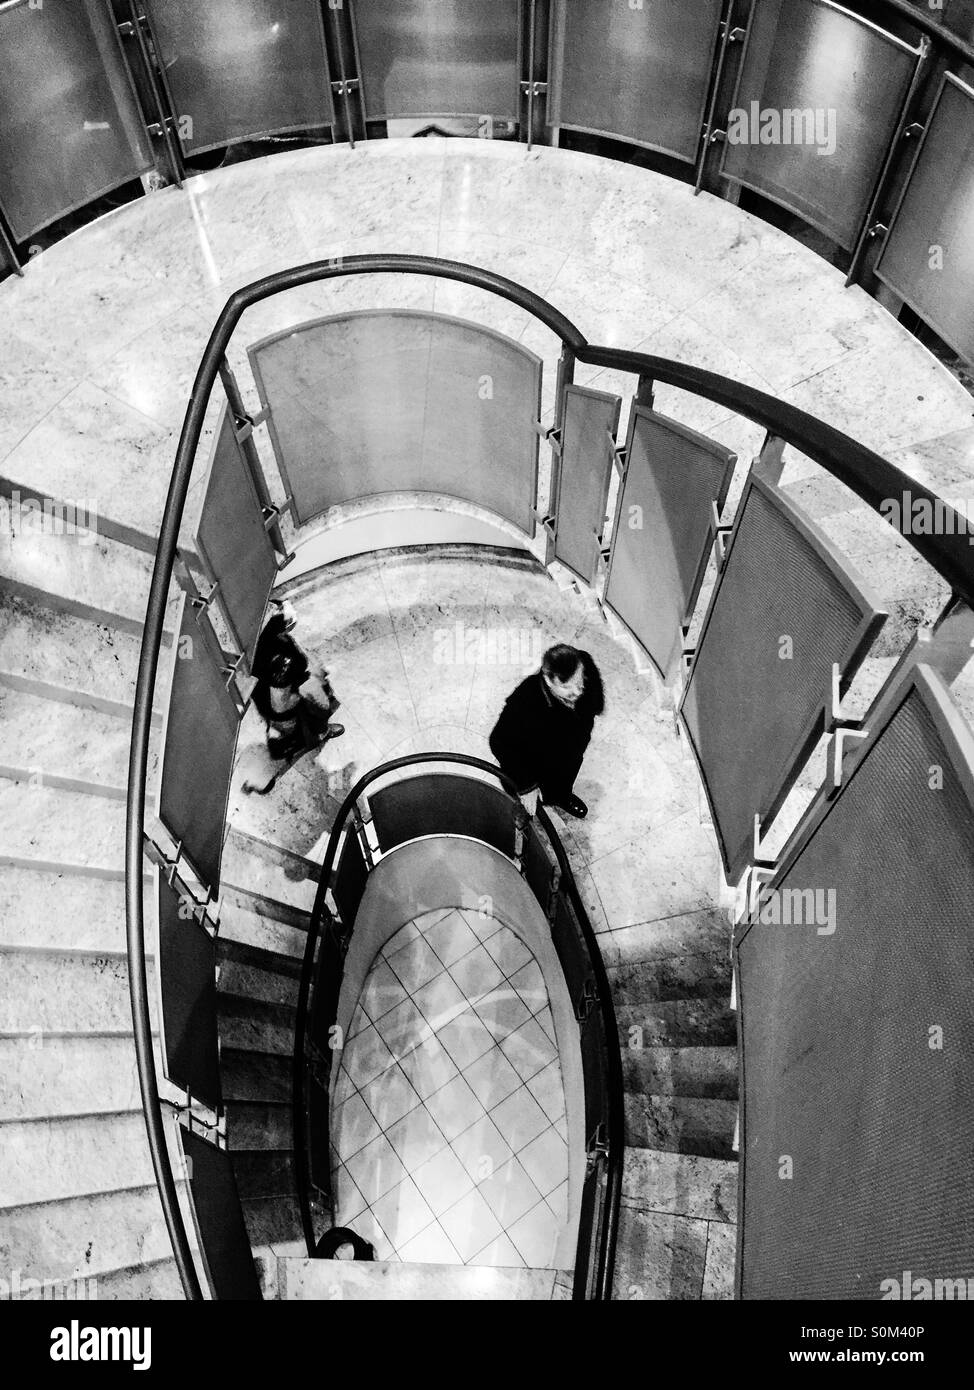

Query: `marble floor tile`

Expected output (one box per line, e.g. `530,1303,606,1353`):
411,1145,474,1220
422,1073,484,1142
451,1114,515,1183
478,1156,544,1228
525,1061,567,1126
371,1176,437,1252
421,908,480,967
518,1128,569,1199
344,1132,407,1207
438,1187,504,1263
489,1086,552,1154
460,1046,524,1112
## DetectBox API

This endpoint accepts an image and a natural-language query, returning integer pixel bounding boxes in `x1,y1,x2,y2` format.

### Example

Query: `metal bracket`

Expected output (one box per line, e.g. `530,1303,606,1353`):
828,727,870,795
232,406,269,444
708,129,727,146
725,25,747,42
585,1123,609,1175
903,122,925,141
576,978,598,1023
747,866,777,921
824,662,866,736
331,79,360,96
189,581,219,613
751,815,776,873
520,81,548,97
867,223,889,241
710,501,733,566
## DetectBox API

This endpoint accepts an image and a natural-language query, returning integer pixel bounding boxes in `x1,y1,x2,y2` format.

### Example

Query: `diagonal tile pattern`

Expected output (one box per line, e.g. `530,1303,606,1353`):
331,907,569,1268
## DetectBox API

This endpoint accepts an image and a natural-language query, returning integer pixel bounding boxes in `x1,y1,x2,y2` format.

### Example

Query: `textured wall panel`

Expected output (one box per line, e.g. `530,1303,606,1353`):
735,666,974,1299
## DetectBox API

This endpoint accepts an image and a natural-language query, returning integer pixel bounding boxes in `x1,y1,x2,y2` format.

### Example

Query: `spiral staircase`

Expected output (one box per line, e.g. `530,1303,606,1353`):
1,137,972,1302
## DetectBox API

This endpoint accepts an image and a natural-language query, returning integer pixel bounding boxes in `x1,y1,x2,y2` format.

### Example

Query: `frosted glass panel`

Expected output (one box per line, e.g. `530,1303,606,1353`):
549,0,723,161
352,0,519,121
720,0,917,249
250,311,541,534
0,0,151,240
877,75,974,363
144,0,333,154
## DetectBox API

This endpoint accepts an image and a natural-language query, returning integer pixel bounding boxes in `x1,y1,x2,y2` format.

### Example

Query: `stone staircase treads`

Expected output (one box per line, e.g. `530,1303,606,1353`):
624,1094,738,1159
0,868,147,953
0,1184,189,1285
0,686,153,790
607,949,731,1004
596,907,732,968
0,591,144,711
241,1194,303,1248
0,781,127,875
615,999,737,1047
217,995,297,1056
216,952,301,1008
220,1049,293,1106
0,952,157,1034
621,1147,738,1225
226,1100,293,1152
0,1036,145,1120
231,1149,297,1201
0,524,179,636
222,833,320,914
611,1206,711,1301
0,1111,154,1208
218,888,311,959
621,1044,738,1099
89,1258,184,1301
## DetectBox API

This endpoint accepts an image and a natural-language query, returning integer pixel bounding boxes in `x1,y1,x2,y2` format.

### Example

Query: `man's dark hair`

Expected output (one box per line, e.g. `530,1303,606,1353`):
541,644,605,717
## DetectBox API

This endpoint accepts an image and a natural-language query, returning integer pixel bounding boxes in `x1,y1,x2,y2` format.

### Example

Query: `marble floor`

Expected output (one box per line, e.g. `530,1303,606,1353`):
0,137,970,552
331,906,569,1268
226,545,714,944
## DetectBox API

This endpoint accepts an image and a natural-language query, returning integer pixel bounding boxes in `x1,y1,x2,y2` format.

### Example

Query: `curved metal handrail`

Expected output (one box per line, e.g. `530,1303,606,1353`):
127,253,974,1300
291,752,625,1300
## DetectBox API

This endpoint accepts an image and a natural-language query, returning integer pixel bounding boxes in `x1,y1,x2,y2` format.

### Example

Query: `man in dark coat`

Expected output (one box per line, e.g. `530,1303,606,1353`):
489,643,604,818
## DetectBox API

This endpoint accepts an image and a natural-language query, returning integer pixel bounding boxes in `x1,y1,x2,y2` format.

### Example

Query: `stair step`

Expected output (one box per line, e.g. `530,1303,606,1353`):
611,1202,714,1301
0,1184,189,1285
596,908,732,969
0,867,144,952
0,781,127,875
218,887,311,959
0,591,144,711
625,1094,738,1160
232,1149,297,1200
218,994,297,1056
615,1000,737,1047
607,949,731,1005
0,1035,144,1120
241,1194,303,1248
86,1257,185,1301
222,1049,293,1105
0,522,179,637
0,685,157,790
216,951,301,1008
0,1111,153,1209
227,1101,293,1151
222,829,320,914
277,1257,565,1301
621,1146,737,1225
621,1044,737,1099
0,950,157,1034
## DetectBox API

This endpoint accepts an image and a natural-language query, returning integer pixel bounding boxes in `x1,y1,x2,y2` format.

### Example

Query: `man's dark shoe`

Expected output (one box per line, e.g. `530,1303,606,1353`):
553,794,588,819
